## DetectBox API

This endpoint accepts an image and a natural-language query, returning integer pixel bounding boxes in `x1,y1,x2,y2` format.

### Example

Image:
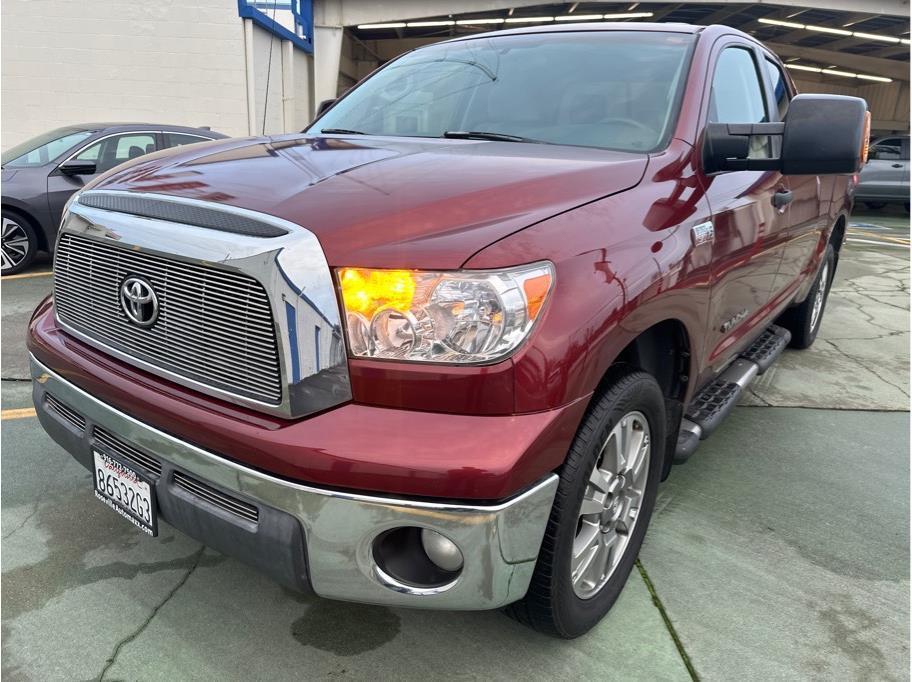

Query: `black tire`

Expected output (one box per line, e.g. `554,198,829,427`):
779,244,835,350
1,209,38,275
864,201,887,210
505,366,665,638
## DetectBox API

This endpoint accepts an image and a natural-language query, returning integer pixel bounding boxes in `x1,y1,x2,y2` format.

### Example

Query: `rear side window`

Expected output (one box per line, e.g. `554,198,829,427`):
764,59,790,121
165,133,211,148
709,47,771,158
870,138,907,161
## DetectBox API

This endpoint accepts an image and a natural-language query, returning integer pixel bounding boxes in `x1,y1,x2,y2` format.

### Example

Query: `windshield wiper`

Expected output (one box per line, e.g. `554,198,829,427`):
320,128,368,135
442,130,538,143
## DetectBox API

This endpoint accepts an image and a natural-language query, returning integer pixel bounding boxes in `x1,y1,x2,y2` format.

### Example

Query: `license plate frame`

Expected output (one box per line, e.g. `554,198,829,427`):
92,449,158,536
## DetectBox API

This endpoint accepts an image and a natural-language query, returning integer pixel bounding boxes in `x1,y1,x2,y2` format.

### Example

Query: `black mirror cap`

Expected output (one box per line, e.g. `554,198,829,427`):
781,94,870,175
316,98,337,116
58,159,97,176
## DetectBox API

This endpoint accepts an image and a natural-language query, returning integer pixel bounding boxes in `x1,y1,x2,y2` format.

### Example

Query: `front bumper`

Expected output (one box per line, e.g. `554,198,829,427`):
31,355,558,610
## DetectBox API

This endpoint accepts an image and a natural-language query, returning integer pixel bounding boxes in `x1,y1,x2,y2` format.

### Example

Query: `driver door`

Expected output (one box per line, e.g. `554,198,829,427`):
46,132,160,238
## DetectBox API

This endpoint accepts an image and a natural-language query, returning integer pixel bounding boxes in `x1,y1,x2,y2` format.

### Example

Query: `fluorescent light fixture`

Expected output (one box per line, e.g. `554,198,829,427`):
806,24,852,36
602,12,654,19
786,63,892,83
554,14,604,21
902,38,911,45
407,20,455,27
356,22,406,29
455,18,505,25
785,64,822,73
852,31,901,43
504,16,554,23
758,18,805,29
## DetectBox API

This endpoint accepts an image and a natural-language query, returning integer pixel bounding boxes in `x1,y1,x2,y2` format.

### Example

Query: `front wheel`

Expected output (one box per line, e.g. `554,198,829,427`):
1,211,37,275
506,367,665,638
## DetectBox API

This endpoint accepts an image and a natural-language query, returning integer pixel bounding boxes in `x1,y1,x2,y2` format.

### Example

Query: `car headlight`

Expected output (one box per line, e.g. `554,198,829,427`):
337,262,554,363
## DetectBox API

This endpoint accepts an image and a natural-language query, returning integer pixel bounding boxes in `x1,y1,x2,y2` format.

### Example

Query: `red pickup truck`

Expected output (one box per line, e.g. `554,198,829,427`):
28,23,868,638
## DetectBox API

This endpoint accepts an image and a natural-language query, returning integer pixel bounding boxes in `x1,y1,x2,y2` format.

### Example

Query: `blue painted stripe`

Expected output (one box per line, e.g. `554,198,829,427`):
285,301,301,383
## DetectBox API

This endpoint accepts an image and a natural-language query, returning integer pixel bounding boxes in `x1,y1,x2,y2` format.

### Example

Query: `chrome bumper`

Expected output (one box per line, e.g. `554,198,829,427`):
31,356,557,610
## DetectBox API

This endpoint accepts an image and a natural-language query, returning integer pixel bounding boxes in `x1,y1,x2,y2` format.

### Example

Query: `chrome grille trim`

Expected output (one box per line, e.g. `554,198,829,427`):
46,394,86,432
93,426,163,477
172,471,259,523
55,190,352,418
55,233,283,404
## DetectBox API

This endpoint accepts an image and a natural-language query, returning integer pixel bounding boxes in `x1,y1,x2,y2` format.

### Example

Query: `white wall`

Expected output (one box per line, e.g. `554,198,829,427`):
1,0,252,149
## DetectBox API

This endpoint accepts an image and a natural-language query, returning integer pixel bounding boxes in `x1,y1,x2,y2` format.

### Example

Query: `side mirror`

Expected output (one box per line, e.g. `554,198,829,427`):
58,159,97,176
703,94,869,175
316,98,336,116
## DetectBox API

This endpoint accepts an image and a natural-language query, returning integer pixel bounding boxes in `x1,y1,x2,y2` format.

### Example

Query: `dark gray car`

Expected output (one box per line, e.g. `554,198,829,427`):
855,135,910,210
1,123,227,274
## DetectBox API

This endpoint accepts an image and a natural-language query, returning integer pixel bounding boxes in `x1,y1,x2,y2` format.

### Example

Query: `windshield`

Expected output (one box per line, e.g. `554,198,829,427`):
2,128,94,167
310,31,695,153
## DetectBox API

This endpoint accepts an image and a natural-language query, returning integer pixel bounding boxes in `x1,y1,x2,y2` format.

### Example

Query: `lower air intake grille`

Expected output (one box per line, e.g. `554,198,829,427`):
93,427,163,477
172,471,259,523
45,394,86,432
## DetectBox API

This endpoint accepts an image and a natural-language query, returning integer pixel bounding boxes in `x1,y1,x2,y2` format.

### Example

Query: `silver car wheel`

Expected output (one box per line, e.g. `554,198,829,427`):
810,259,829,332
571,411,651,599
1,217,32,273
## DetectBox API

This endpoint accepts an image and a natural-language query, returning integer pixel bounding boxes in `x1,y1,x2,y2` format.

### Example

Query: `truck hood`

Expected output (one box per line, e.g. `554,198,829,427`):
93,134,648,269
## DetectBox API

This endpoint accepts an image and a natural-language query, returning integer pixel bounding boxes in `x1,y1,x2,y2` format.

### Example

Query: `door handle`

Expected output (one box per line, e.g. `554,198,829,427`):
892,163,903,168
772,190,793,208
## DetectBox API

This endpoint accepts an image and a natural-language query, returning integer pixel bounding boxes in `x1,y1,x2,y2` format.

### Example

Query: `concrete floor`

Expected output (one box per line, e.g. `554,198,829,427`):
1,208,908,681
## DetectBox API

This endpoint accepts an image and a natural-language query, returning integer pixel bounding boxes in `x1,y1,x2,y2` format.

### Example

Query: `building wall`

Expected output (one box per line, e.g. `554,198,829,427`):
1,0,252,149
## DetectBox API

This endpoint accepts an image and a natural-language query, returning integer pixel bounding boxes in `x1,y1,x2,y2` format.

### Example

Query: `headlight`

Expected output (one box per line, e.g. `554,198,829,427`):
337,262,553,363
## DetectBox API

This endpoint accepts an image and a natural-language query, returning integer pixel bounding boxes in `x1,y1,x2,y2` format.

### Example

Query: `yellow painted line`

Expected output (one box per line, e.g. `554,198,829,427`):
1,407,37,420
1,270,53,281
847,229,910,245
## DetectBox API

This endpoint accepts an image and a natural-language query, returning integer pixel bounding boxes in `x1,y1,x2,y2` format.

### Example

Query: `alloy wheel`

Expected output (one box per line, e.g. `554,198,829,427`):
571,411,651,599
1,217,31,273
810,260,829,332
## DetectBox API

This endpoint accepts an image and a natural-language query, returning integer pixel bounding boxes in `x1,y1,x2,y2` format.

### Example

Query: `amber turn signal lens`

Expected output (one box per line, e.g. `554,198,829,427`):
522,273,552,321
338,267,416,319
860,110,871,165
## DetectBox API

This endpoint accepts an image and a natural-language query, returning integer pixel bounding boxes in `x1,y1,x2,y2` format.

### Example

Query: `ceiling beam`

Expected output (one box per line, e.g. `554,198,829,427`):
766,41,910,80
326,0,910,28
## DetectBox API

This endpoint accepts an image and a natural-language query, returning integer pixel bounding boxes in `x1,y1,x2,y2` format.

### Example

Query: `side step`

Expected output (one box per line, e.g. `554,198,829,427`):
674,324,791,464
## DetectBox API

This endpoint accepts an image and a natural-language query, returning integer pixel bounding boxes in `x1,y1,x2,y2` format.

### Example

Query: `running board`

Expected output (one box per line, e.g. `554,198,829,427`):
674,324,791,464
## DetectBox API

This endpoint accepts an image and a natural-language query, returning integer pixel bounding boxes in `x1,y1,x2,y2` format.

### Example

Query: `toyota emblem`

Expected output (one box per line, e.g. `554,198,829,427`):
120,276,159,327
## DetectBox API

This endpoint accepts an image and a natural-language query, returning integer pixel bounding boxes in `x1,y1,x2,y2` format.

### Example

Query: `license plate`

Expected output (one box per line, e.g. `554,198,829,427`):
93,450,158,536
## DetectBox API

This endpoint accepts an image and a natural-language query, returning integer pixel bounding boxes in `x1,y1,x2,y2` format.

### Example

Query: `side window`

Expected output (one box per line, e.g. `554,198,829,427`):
709,47,771,158
72,133,157,174
764,59,791,121
870,138,903,161
112,134,157,167
165,133,210,148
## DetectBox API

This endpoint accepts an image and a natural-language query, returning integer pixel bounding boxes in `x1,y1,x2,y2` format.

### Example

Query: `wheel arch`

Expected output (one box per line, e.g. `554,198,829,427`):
589,318,693,480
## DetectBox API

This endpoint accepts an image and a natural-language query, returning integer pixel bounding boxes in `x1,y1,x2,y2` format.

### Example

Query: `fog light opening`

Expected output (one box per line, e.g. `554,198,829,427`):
372,527,463,589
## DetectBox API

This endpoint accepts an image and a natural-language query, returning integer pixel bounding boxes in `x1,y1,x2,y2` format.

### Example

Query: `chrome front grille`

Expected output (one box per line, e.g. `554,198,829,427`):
54,233,282,404
93,426,163,477
46,393,86,432
172,471,259,523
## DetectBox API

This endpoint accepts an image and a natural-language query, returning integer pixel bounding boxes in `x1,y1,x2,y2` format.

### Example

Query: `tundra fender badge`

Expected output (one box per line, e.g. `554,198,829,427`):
691,221,714,246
